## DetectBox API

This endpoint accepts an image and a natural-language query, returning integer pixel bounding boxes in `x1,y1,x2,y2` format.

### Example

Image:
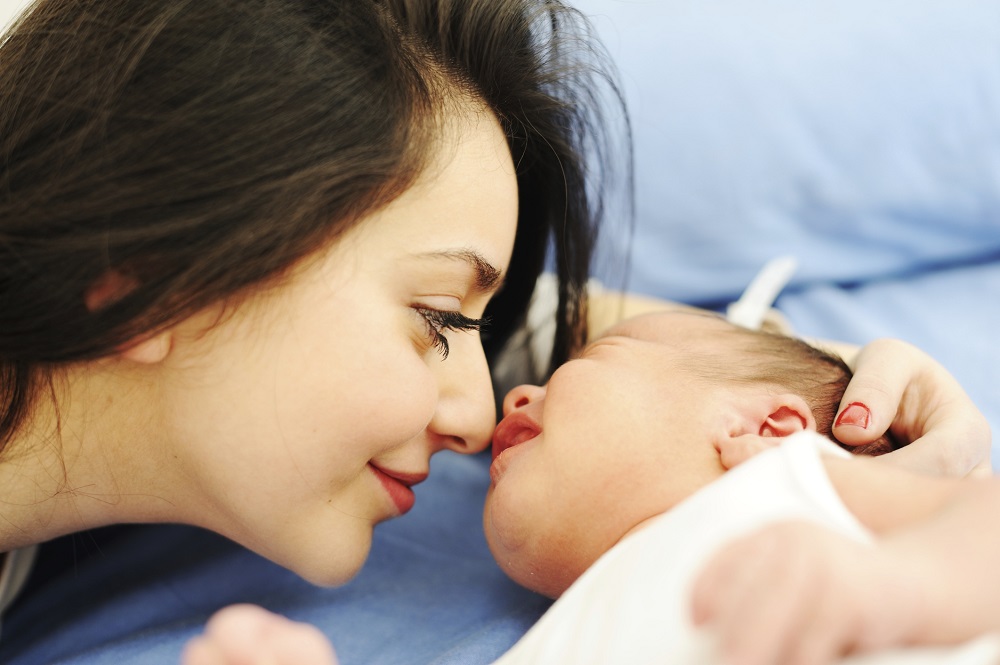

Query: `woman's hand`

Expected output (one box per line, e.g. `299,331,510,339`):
832,339,992,477
690,521,925,665
182,604,338,665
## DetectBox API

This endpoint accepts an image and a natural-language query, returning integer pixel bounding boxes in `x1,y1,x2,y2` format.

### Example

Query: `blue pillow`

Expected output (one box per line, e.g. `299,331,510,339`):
578,0,1000,304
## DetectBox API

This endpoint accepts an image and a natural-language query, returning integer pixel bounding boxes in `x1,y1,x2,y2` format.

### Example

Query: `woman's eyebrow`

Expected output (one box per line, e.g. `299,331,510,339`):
411,249,504,292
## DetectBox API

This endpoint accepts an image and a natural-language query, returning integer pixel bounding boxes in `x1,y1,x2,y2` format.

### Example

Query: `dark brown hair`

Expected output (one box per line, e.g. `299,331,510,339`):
0,0,626,451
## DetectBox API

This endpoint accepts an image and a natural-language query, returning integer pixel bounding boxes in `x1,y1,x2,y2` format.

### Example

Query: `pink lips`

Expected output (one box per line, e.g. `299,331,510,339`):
491,411,541,460
369,464,427,515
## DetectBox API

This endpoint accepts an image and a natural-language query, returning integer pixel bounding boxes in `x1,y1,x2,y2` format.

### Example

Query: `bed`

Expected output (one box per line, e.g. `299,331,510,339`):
2,1,998,663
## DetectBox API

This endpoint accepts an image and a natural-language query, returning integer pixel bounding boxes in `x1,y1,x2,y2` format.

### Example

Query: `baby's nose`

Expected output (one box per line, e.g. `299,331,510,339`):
502,383,547,416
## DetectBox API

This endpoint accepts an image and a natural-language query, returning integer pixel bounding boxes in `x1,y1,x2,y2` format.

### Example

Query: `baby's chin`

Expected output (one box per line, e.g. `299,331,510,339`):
482,493,582,599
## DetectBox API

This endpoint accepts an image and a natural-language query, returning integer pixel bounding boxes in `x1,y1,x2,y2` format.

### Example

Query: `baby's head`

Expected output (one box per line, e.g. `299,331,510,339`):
484,310,892,598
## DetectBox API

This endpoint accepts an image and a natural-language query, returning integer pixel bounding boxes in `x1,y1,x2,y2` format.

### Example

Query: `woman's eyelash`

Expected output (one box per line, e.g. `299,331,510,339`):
414,307,489,359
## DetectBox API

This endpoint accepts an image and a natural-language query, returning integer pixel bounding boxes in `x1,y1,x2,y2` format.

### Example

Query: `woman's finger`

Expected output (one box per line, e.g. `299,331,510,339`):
833,339,913,447
833,339,990,476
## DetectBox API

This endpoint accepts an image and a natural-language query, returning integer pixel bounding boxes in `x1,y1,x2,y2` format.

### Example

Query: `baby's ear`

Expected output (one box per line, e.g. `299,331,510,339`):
716,395,817,470
759,394,816,437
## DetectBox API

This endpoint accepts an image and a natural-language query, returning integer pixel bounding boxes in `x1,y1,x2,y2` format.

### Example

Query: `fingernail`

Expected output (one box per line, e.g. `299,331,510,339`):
835,402,870,429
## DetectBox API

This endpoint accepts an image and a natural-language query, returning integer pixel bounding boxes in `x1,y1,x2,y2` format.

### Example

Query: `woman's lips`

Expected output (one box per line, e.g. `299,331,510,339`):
369,464,426,515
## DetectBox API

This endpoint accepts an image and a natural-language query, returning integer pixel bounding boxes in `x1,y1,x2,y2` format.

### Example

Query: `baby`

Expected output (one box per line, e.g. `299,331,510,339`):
486,311,1000,664
484,309,893,599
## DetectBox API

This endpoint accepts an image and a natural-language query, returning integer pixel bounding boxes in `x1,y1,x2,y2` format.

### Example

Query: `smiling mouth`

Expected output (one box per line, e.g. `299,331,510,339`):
368,464,427,515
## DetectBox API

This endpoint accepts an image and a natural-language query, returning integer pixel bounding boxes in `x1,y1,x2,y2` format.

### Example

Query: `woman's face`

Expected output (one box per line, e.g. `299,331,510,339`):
483,313,733,597
152,101,518,584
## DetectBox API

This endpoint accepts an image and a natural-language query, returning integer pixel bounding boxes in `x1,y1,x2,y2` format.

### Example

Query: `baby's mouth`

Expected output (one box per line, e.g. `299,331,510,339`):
491,411,541,460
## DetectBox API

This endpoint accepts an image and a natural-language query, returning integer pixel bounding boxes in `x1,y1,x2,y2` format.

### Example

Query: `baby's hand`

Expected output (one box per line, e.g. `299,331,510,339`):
182,604,339,665
690,522,922,665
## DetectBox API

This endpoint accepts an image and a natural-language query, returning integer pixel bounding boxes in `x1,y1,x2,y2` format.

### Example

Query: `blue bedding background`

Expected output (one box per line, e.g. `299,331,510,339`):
2,1,998,663
582,0,1000,457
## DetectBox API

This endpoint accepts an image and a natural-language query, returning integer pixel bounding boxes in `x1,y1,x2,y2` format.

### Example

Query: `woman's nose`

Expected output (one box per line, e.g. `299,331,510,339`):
502,383,547,417
428,335,496,455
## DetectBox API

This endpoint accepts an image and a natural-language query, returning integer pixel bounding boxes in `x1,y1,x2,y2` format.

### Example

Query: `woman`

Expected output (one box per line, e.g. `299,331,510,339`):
0,0,605,584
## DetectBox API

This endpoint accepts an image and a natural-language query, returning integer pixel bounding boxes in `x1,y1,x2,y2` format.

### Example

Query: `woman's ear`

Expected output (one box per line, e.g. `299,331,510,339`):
117,333,173,364
85,270,173,365
85,270,139,312
759,394,816,437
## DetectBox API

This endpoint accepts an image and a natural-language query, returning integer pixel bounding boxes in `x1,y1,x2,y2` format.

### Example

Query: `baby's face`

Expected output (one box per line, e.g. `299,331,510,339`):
483,311,733,598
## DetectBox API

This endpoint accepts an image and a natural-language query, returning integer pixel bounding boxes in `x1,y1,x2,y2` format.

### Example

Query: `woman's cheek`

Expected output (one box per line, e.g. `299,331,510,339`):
397,361,439,433
352,356,439,448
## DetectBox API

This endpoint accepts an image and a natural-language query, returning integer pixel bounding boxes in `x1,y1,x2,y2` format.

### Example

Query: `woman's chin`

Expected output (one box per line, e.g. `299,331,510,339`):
266,535,372,588
298,561,364,588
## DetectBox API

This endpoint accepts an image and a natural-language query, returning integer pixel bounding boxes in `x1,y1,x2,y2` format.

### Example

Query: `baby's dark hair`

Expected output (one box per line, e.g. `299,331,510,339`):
697,325,896,456
0,0,626,451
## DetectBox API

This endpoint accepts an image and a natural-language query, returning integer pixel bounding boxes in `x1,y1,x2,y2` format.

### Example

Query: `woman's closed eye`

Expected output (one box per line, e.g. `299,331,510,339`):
414,307,489,359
